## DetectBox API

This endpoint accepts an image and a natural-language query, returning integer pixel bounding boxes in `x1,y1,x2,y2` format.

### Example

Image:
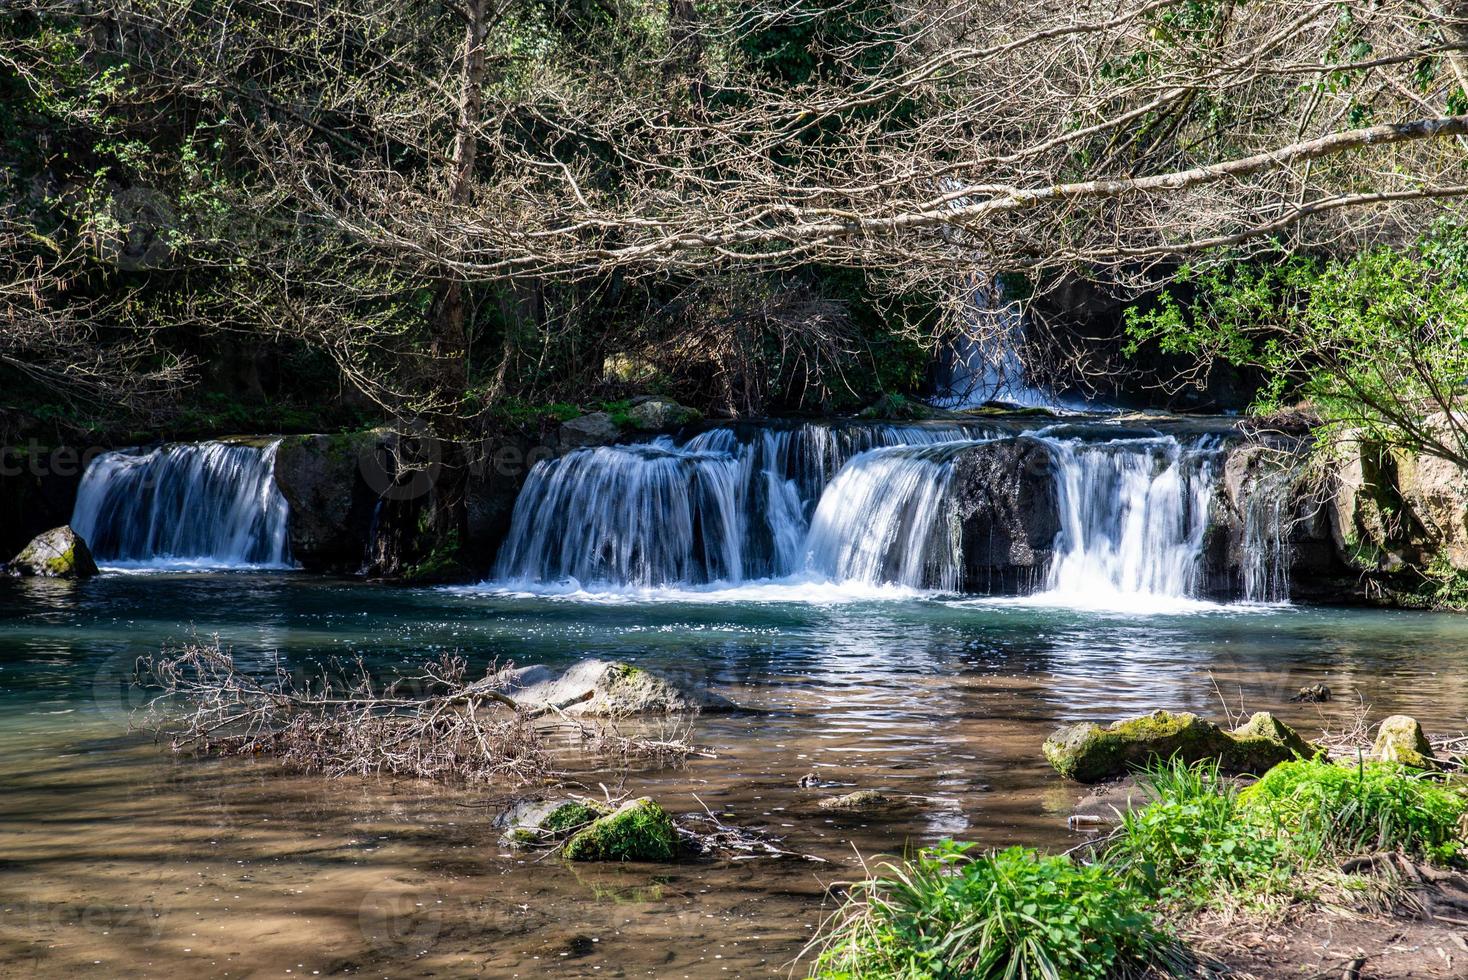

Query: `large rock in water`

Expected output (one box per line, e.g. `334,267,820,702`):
273,431,381,569
1043,709,1313,783
7,526,99,578
476,659,733,717
950,439,1060,592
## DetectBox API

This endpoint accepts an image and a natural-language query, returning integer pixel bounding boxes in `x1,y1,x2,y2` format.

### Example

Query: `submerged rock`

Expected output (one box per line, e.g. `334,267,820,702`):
480,659,732,717
7,526,99,578
559,412,621,450
1043,709,1313,783
817,790,894,810
563,797,677,862
495,798,609,846
1372,715,1437,769
1290,684,1332,703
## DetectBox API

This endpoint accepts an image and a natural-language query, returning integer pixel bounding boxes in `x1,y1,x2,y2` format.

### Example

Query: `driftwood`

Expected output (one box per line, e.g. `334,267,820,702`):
136,638,706,785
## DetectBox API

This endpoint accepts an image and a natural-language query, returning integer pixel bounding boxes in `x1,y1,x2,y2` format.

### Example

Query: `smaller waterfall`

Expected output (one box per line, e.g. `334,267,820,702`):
1039,434,1220,600
1239,466,1294,603
493,437,745,587
934,279,1057,410
804,442,974,590
72,441,293,569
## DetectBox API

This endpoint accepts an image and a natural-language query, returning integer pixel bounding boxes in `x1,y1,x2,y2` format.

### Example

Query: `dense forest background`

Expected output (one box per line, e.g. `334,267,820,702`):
3,0,1468,476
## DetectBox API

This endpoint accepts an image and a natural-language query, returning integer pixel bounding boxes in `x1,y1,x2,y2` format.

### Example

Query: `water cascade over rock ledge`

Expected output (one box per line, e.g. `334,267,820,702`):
486,417,1268,605
71,440,294,570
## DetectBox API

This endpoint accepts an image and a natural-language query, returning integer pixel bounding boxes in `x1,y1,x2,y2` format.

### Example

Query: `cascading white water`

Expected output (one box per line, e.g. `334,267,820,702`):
1239,466,1293,603
493,423,991,588
71,441,293,569
804,442,974,590
1037,434,1220,600
934,279,1062,411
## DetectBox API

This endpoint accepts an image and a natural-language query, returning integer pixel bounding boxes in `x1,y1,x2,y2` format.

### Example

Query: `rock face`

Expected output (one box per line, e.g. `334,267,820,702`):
1371,715,1437,769
559,412,621,450
626,398,700,432
479,660,733,717
563,797,677,862
7,526,99,578
1043,709,1313,783
950,438,1060,593
273,431,382,569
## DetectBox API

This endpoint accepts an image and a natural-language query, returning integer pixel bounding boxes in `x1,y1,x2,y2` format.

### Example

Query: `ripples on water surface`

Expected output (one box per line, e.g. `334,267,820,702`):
3,573,1468,976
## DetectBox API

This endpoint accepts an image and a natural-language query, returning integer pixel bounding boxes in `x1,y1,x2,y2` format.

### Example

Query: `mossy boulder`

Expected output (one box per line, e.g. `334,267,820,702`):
563,797,677,862
817,790,895,810
626,398,700,432
495,798,610,847
7,526,99,578
1371,715,1437,769
1043,709,1311,783
1229,711,1320,767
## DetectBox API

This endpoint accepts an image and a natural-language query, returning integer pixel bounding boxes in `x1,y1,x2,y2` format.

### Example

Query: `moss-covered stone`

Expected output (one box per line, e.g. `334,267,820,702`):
1371,715,1437,769
8,526,99,579
1043,709,1311,783
1228,711,1319,767
563,797,677,862
495,798,610,847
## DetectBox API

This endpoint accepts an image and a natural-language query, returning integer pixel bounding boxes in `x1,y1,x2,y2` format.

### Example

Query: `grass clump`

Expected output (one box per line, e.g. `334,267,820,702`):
1110,760,1288,907
810,843,1176,980
1240,758,1468,864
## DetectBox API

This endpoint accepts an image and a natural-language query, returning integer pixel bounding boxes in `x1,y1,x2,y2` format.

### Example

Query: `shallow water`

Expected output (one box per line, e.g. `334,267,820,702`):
3,573,1468,977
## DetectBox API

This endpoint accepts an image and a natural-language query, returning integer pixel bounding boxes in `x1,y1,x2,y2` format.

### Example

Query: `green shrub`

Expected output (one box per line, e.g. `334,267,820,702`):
1110,760,1287,906
810,843,1176,980
1240,759,1468,864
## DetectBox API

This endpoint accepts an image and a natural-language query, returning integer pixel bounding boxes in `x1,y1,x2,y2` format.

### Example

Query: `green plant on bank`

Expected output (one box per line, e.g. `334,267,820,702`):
809,843,1177,980
807,758,1468,978
1109,760,1290,908
1240,758,1468,864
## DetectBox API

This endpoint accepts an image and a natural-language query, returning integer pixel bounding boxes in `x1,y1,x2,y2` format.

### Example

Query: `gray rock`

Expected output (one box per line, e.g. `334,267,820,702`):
494,798,608,846
626,398,699,432
1371,715,1437,769
8,526,99,578
559,412,621,449
273,431,381,567
476,659,733,717
817,790,895,810
950,438,1060,593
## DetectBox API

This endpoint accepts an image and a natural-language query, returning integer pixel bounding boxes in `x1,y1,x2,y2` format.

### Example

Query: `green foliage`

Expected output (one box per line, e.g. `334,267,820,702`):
1240,759,1468,864
812,843,1175,980
1110,760,1288,907
1125,224,1468,463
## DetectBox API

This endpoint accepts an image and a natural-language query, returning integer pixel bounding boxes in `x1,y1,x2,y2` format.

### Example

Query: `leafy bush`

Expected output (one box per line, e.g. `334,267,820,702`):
1110,760,1287,906
810,843,1176,980
1240,759,1468,864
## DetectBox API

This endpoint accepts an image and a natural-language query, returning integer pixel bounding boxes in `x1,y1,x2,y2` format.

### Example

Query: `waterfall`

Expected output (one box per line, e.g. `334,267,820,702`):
1239,465,1293,603
934,279,1057,410
804,442,974,590
493,423,991,589
1037,434,1221,600
71,441,293,569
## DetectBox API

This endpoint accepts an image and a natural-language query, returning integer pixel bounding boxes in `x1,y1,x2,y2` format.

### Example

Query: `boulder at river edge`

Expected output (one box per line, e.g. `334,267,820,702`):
559,411,621,450
1371,715,1437,769
475,659,733,717
626,397,700,431
1043,709,1315,783
7,526,99,578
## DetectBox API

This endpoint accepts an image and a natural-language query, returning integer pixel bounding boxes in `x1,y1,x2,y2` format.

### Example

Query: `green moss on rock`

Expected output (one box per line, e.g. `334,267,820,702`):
1043,709,1311,783
1371,715,1437,769
563,797,677,862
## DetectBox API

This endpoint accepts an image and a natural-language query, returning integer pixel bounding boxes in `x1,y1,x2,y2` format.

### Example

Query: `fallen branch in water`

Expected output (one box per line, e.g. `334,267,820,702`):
135,637,706,785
